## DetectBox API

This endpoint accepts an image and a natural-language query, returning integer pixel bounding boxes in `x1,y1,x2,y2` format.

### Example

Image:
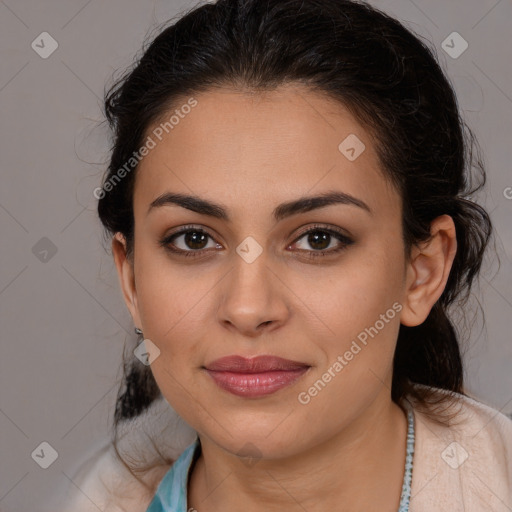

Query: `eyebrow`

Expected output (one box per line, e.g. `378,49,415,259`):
147,190,372,221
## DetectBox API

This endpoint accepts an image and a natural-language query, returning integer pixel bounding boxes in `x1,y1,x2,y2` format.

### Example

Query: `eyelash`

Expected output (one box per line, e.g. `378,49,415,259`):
159,224,354,260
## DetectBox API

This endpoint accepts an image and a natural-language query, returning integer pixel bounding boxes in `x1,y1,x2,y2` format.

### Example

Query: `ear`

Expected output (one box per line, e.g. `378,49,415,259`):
400,215,458,327
112,232,142,330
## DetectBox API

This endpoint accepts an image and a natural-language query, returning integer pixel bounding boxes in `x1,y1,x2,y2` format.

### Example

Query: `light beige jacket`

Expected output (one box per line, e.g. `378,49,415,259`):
56,386,512,511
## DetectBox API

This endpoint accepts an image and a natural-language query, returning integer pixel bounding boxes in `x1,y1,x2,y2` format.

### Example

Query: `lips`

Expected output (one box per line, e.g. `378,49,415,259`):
204,355,310,398
205,355,309,372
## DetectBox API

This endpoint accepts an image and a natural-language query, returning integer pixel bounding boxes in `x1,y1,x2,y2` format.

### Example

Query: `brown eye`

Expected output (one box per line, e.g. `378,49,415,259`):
159,226,221,257
290,226,354,258
181,231,209,250
304,231,331,251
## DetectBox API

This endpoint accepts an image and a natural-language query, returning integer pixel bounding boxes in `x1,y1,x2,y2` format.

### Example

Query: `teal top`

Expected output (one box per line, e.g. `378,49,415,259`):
146,406,415,512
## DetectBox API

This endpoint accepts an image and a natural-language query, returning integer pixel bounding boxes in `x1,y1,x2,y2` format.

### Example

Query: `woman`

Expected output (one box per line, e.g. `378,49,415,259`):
64,0,512,510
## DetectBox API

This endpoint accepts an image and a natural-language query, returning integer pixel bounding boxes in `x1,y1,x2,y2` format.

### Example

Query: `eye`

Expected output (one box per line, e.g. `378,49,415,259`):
289,225,354,258
159,225,221,257
159,224,354,260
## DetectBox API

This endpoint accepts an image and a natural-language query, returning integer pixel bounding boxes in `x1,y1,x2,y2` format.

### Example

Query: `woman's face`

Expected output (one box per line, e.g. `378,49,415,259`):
118,84,413,457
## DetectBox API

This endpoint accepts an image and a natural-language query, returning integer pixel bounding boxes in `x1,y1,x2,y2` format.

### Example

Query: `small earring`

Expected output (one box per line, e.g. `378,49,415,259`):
134,327,143,337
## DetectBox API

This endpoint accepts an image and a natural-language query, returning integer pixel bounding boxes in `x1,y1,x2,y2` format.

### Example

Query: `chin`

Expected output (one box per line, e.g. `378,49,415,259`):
203,422,313,461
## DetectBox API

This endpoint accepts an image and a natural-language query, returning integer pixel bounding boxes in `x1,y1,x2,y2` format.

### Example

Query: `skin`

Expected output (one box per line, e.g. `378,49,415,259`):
112,83,457,511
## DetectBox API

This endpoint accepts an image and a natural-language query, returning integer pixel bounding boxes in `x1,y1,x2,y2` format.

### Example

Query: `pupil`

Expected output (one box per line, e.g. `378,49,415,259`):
185,231,208,250
309,231,330,250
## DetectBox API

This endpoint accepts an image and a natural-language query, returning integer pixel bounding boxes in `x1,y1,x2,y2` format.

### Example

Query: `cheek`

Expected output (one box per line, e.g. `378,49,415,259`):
135,265,208,422
134,244,214,340
298,246,405,404
303,245,404,338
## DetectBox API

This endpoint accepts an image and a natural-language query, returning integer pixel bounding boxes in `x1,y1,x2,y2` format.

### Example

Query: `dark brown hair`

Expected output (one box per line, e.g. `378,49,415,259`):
97,0,493,484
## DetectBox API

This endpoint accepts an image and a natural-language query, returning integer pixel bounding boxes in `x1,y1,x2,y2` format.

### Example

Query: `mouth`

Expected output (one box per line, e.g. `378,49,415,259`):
203,355,311,398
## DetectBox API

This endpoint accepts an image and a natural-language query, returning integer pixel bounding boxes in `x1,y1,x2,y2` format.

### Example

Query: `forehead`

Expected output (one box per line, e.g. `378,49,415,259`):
133,84,399,222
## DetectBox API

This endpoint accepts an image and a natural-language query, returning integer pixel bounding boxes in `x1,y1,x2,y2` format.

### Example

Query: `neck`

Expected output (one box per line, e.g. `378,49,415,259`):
188,390,409,512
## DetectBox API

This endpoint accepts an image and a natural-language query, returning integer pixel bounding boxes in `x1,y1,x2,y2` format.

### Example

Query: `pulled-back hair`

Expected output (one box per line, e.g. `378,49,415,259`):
97,0,493,483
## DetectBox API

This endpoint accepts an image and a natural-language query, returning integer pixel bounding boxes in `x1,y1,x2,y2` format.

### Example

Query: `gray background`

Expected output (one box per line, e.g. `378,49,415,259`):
0,0,511,510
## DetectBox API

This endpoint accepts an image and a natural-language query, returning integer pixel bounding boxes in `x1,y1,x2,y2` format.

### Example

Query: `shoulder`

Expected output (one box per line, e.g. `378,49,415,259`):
408,384,512,511
58,442,167,512
57,397,197,512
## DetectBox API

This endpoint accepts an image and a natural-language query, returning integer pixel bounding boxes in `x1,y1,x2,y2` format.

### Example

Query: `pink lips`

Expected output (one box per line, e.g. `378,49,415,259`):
204,355,310,398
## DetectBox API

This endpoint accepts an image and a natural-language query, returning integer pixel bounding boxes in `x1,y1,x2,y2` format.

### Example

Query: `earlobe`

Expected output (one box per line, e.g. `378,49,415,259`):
111,233,142,328
400,215,457,327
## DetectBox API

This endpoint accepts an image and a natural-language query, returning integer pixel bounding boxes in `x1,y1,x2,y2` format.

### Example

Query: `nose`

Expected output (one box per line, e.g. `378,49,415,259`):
216,252,290,338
